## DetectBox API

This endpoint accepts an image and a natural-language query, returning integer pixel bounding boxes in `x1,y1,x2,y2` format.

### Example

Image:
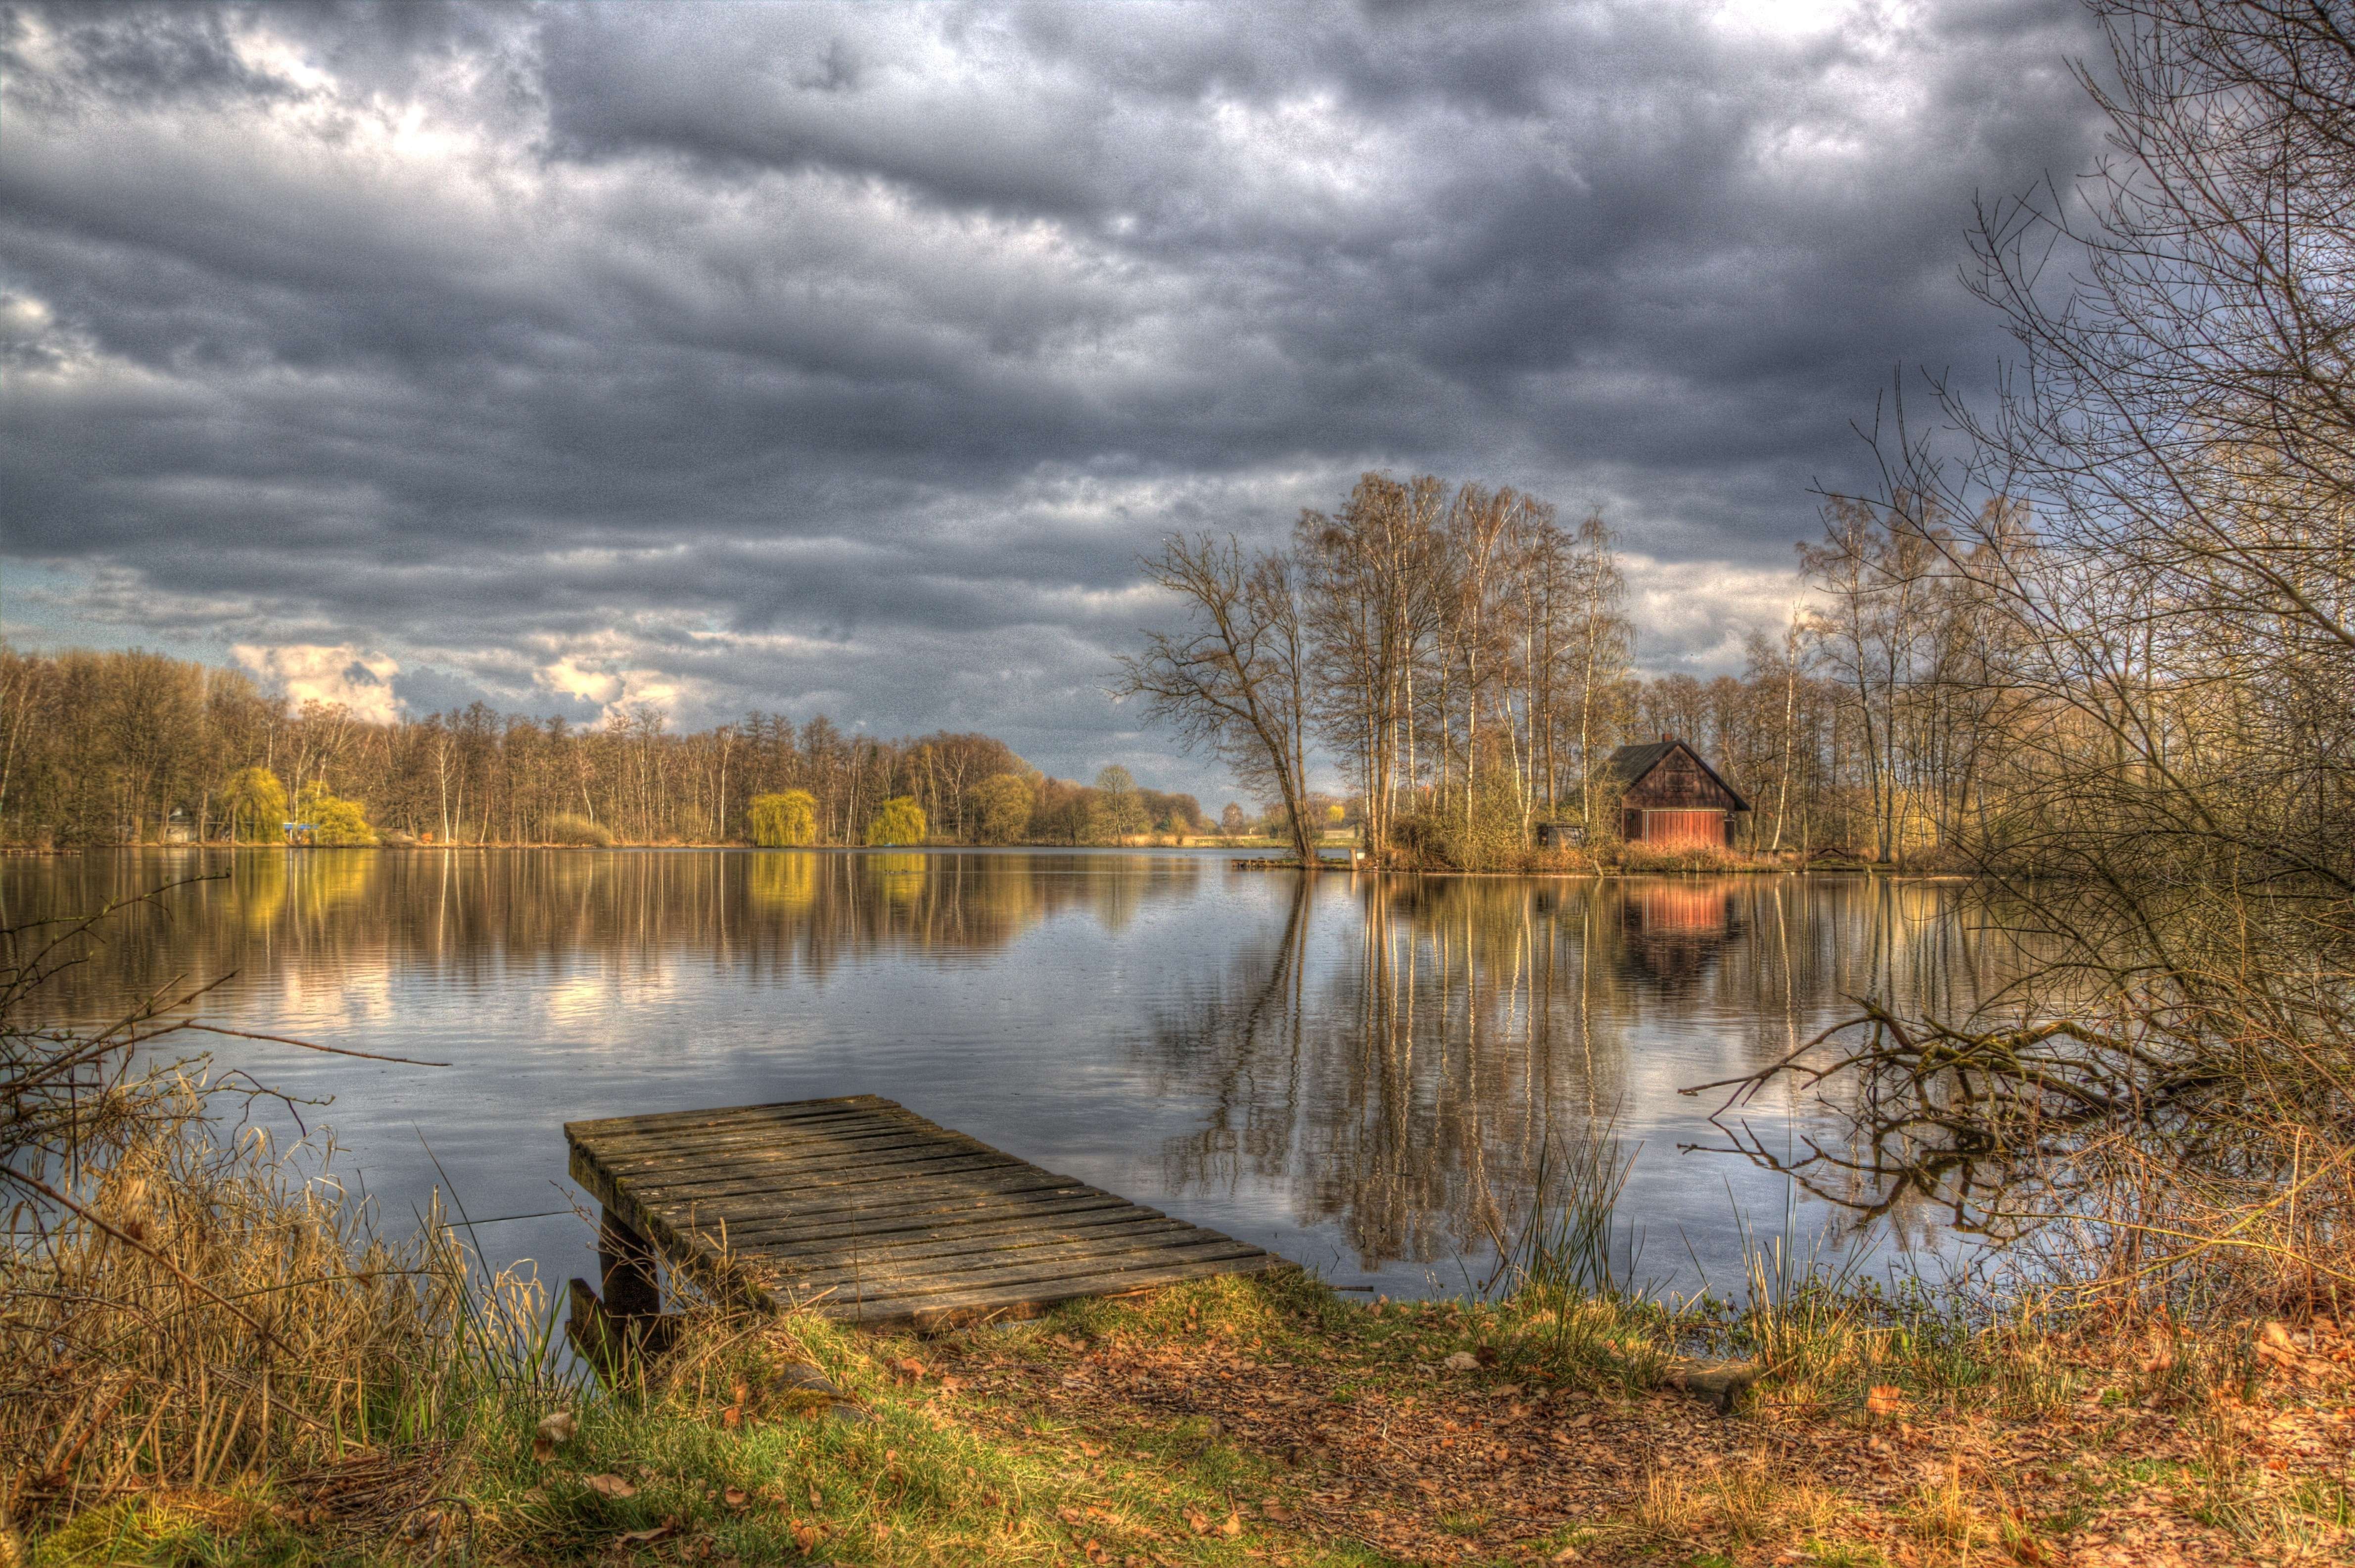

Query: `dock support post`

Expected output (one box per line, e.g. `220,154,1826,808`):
599,1206,661,1321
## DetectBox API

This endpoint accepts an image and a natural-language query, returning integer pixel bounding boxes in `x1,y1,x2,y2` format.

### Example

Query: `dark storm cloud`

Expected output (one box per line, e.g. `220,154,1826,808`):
0,0,2104,793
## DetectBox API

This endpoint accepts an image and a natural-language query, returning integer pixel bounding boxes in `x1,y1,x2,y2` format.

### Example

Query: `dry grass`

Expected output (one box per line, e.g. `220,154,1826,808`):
0,1089,553,1518
1636,1452,1848,1547
0,887,560,1550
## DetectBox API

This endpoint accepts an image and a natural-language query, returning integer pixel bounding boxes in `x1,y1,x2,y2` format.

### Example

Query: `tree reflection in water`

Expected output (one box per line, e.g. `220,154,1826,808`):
1150,873,2019,1278
3,848,1212,1019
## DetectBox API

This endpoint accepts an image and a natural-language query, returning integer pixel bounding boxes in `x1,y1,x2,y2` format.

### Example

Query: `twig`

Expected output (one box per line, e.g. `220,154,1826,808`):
171,1024,451,1067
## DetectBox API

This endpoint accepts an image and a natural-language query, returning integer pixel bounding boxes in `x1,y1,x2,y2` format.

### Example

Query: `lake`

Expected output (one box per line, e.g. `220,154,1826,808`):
5,849,2011,1305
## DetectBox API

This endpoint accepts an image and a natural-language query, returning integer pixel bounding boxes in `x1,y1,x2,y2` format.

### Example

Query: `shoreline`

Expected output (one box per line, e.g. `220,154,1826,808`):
23,1265,2346,1565
3,841,1950,876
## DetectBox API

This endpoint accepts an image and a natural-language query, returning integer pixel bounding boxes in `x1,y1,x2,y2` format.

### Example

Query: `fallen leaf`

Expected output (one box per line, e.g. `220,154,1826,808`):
895,1356,928,1380
536,1409,578,1444
792,1521,820,1553
1867,1384,1907,1419
1262,1503,1295,1523
617,1524,673,1544
585,1473,637,1499
531,1435,555,1463
721,1403,742,1430
940,1375,966,1393
808,1481,821,1508
1442,1351,1480,1373
1186,1508,1212,1534
1220,1510,1243,1536
723,1486,749,1509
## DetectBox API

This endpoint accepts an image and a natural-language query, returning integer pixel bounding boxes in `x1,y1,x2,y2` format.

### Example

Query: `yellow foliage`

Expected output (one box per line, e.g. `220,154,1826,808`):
292,784,376,846
972,773,1033,844
220,766,287,843
865,795,927,846
749,790,818,847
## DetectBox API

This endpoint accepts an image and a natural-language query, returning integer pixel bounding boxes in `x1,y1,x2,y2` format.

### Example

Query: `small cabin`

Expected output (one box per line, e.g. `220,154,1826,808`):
1599,736,1748,848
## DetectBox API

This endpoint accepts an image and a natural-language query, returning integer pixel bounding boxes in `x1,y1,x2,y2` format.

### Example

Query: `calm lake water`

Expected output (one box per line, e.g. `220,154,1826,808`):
6,850,2013,1303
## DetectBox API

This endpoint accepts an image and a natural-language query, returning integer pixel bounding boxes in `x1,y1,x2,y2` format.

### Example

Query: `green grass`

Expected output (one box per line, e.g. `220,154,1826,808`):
27,1259,2349,1566
35,1275,1407,1566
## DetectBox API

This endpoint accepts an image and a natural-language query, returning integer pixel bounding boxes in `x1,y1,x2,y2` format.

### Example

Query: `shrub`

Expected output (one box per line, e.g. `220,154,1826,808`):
293,783,376,845
864,795,927,846
1387,777,1540,872
543,812,613,847
1386,812,1458,870
748,790,818,847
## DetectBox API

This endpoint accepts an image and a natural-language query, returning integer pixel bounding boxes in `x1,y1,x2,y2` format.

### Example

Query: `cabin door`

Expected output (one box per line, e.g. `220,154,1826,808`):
1642,809,1725,849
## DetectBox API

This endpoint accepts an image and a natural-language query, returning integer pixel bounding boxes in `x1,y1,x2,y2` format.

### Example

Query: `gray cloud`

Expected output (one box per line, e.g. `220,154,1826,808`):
0,0,2104,796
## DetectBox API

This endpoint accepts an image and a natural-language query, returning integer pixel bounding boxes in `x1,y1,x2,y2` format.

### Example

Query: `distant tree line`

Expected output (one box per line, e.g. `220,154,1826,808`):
0,647,1206,848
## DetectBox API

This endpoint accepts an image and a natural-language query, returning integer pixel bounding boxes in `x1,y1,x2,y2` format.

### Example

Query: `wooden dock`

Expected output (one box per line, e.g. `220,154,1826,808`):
565,1094,1287,1335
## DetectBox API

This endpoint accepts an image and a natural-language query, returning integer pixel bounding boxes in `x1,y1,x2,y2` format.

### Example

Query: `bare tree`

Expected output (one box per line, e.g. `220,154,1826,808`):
1715,0,2355,1301
1297,475,1450,858
1562,511,1632,831
1116,535,1319,865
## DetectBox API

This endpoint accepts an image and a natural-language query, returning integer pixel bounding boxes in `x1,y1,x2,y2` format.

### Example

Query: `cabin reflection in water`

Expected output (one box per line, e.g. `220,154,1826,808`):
1620,878,1742,984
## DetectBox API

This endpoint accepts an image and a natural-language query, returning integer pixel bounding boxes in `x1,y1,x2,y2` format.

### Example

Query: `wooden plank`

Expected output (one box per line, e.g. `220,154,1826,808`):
749,1214,1232,1280
687,1192,1149,1250
678,1189,1154,1245
627,1161,1084,1213
874,1248,1284,1315
578,1109,945,1160
635,1186,1154,1271
603,1135,1014,1180
615,1149,1028,1200
629,1169,1098,1227
589,1133,1001,1176
630,1156,1095,1207
584,1125,998,1172
754,1232,1268,1297
840,1254,1286,1328
787,1245,1273,1321
565,1094,1291,1330
565,1095,894,1136
728,1211,1204,1267
572,1145,1095,1237
571,1103,908,1145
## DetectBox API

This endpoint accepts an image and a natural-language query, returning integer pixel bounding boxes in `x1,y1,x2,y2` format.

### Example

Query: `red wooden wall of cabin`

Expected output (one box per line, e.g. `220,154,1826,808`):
1638,809,1728,849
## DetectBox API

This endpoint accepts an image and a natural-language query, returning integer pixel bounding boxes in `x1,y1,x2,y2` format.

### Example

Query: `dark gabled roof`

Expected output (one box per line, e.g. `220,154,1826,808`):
1598,738,1750,812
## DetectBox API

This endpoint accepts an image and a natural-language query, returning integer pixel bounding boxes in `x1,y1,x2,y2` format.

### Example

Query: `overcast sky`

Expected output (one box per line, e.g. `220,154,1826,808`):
0,0,2103,800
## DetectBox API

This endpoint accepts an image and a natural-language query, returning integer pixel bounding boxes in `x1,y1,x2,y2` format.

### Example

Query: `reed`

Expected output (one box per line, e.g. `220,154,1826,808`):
1481,1121,1684,1389
0,888,565,1543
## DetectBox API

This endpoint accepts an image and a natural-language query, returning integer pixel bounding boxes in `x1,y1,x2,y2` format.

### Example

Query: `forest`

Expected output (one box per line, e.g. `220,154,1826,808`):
0,650,1206,849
